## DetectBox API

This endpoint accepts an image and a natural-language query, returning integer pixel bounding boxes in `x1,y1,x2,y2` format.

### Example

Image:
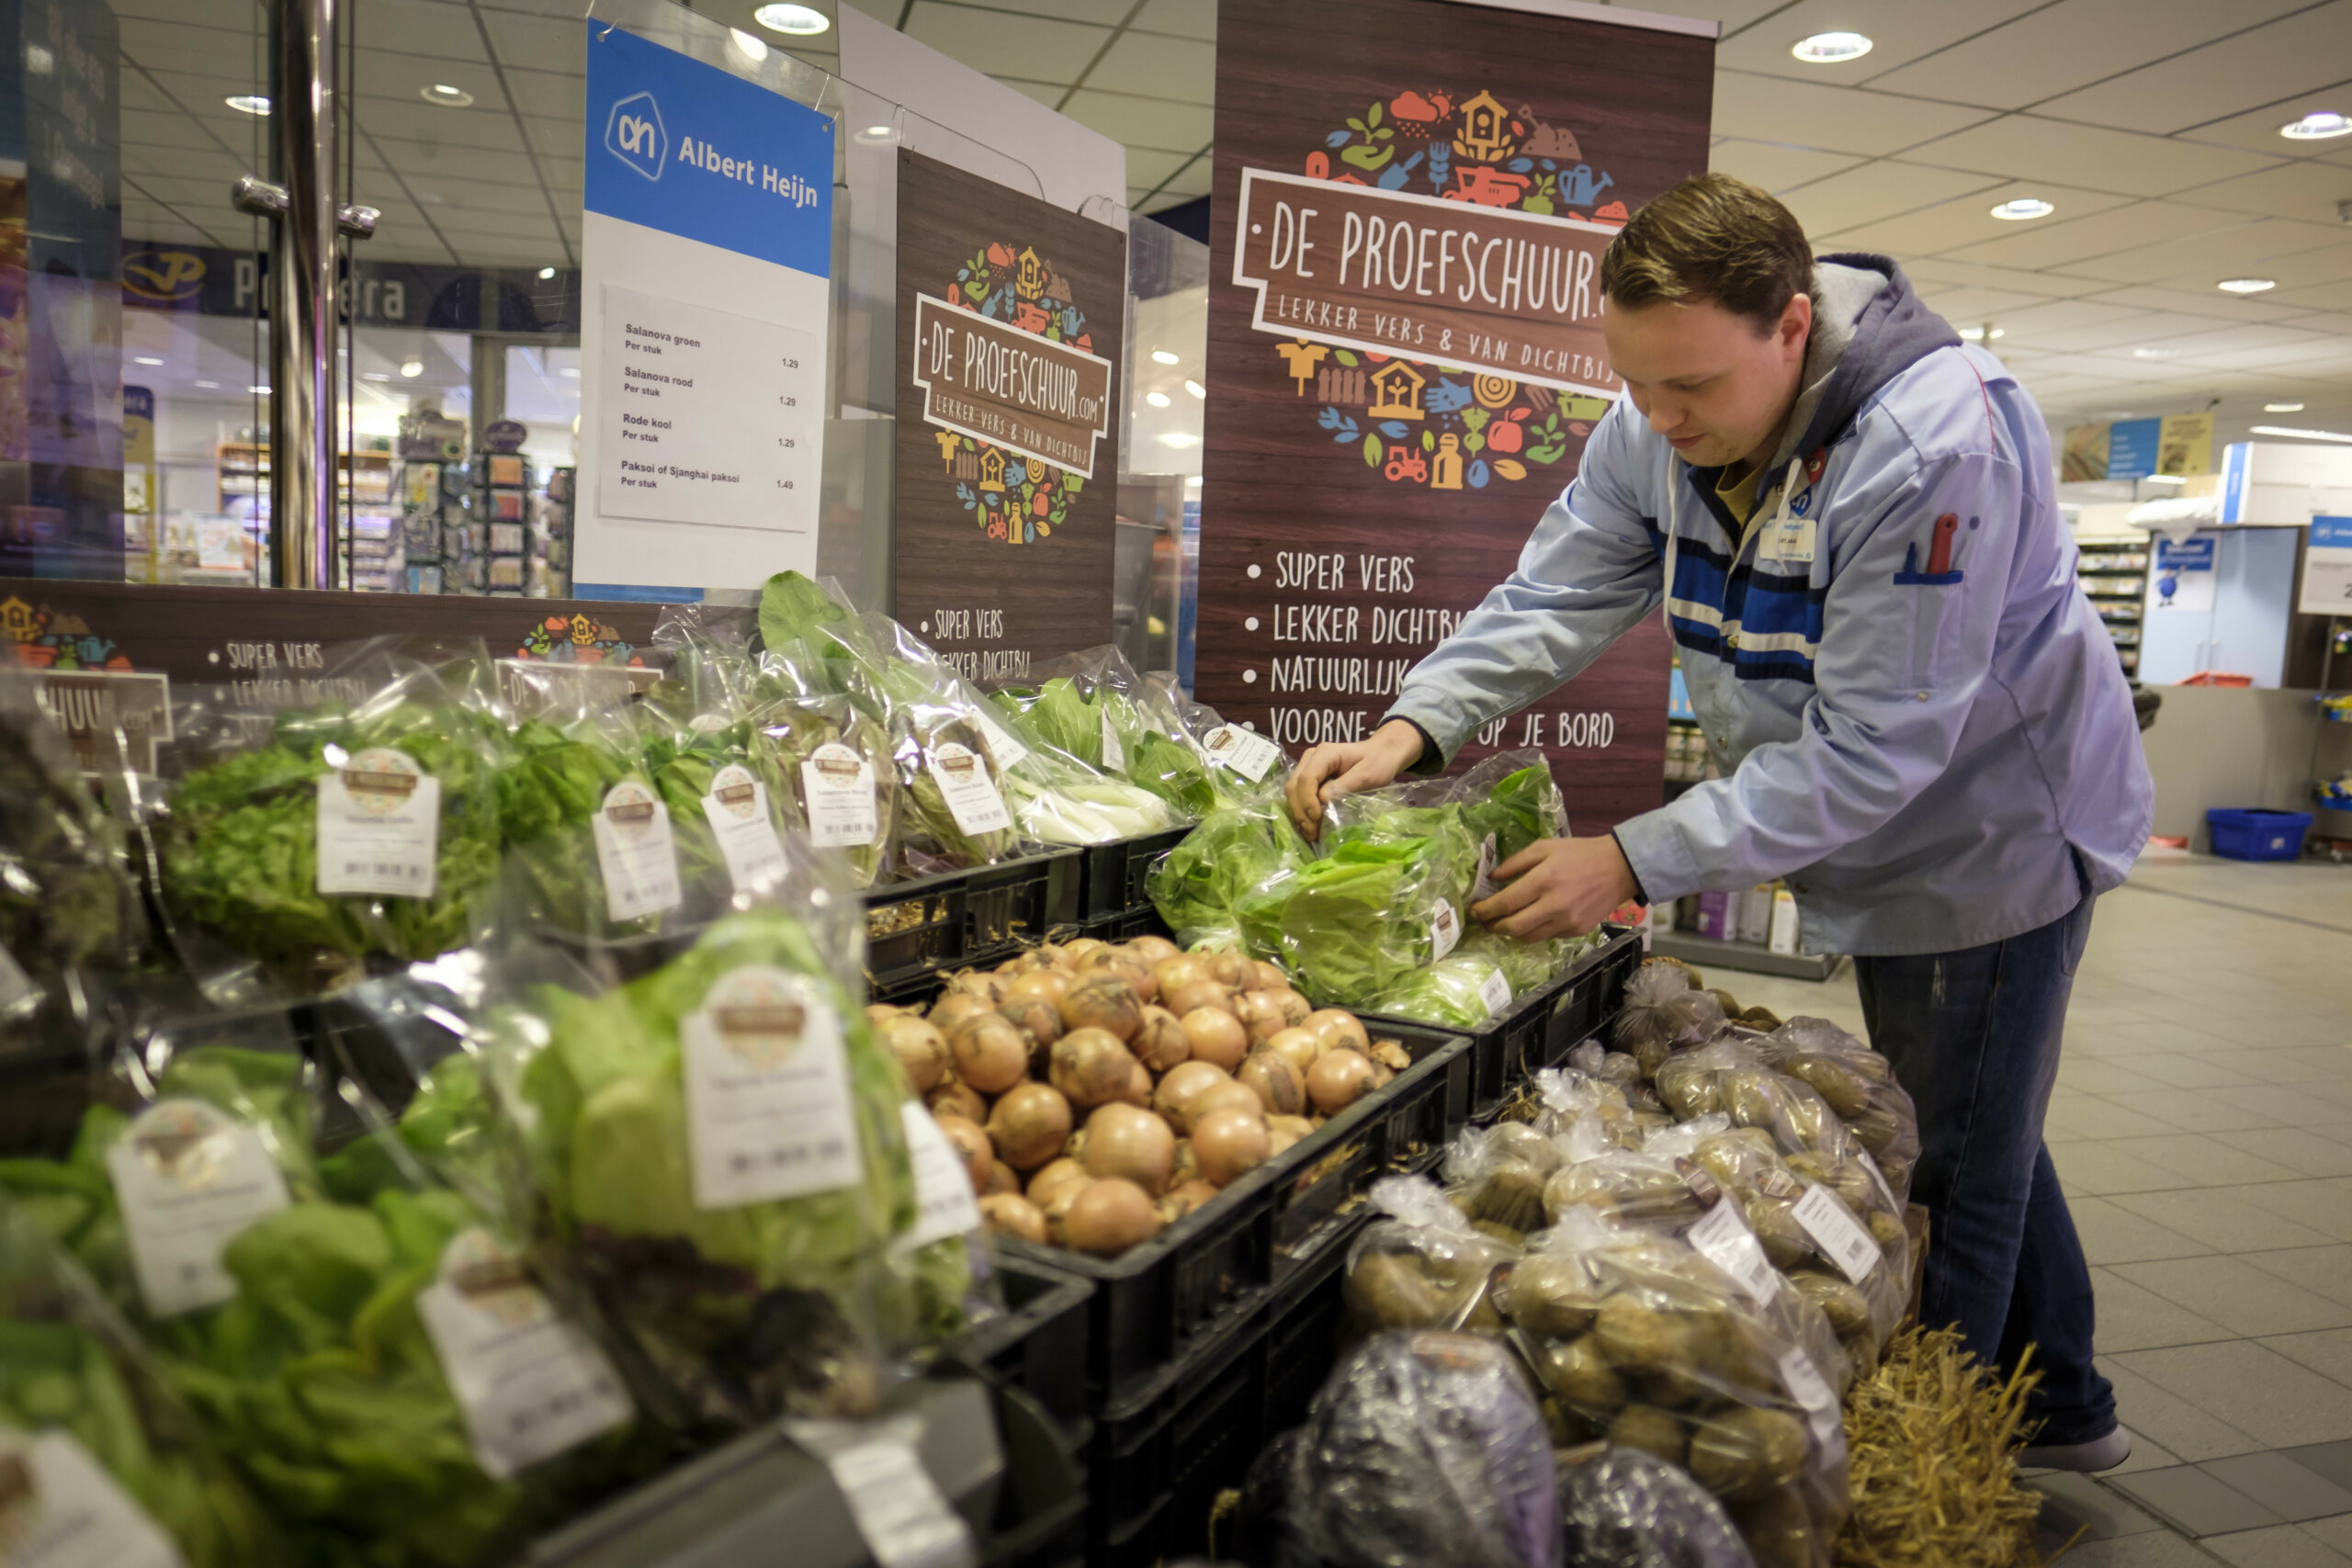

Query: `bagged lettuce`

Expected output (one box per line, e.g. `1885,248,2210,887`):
1368,952,1515,1030
994,646,1216,821
753,693,895,889
1448,750,1568,877
1147,791,1314,945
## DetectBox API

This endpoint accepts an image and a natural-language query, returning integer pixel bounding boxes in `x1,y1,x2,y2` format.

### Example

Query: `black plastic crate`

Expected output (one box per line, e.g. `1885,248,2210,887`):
1071,826,1189,922
1082,1208,1369,1566
965,1255,1094,1444
1001,1015,1467,1418
863,852,1083,993
1528,924,1643,1077
1080,906,1163,943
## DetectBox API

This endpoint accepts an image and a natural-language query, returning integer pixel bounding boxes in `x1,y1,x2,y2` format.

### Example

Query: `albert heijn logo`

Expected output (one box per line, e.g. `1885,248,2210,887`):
605,90,668,181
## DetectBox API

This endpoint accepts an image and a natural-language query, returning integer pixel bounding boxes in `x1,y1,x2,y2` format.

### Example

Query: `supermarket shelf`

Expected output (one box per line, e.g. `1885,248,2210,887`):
1650,931,1841,981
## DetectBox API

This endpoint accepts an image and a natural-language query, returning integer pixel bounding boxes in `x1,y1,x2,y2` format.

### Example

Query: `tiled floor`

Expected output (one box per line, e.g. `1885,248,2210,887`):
1725,848,2352,1565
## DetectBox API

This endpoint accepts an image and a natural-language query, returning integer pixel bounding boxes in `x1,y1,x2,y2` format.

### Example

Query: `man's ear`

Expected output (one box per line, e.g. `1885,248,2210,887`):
1780,292,1813,356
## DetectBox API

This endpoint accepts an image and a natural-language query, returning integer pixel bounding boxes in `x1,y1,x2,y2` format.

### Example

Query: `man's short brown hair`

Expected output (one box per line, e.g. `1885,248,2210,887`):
1600,173,1814,332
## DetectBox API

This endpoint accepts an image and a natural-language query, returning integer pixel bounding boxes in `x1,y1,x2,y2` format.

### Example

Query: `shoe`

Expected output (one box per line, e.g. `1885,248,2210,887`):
2019,1428,2132,1473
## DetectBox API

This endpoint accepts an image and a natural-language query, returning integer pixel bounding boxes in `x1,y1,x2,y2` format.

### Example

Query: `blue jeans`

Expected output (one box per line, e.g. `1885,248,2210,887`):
1853,892,2115,1444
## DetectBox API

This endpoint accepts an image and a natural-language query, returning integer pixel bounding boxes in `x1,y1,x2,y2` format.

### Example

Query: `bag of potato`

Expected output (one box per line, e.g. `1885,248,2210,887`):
1344,1176,1521,1334
1442,1121,1567,1247
1758,1015,1921,1206
1563,1040,1669,1114
1529,1066,1671,1147
1610,960,1735,1076
1495,1210,1849,1568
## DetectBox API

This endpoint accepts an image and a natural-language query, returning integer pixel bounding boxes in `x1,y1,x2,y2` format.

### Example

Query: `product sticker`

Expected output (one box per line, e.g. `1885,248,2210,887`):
1754,1167,1804,1201
1471,832,1499,903
414,1229,634,1481
315,747,441,899
800,743,882,848
1428,900,1461,961
0,1428,185,1568
106,1099,292,1318
681,967,864,1208
896,1104,983,1252
591,780,683,923
1200,723,1282,783
699,764,790,893
1687,1196,1782,1305
1475,965,1512,1019
968,706,1030,773
1099,707,1125,773
1792,1183,1884,1284
928,741,1012,837
1778,1349,1848,1464
784,1417,978,1568
0,942,33,1016
687,712,731,734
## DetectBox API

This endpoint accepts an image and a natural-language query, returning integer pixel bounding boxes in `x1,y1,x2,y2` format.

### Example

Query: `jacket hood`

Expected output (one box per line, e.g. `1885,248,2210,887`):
1773,253,1962,472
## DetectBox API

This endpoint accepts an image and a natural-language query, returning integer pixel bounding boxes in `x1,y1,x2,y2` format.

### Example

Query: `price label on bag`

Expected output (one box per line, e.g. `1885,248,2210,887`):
929,742,1012,837
592,780,683,922
785,1418,978,1568
1778,1348,1848,1465
897,1104,982,1251
800,744,882,848
699,764,790,893
1792,1182,1884,1284
1475,965,1511,1019
1686,1195,1782,1305
0,1428,185,1568
107,1100,291,1318
681,967,864,1208
1200,723,1281,782
1099,708,1125,772
969,706,1030,772
415,1229,634,1480
1471,832,1499,903
1428,900,1462,961
316,747,441,899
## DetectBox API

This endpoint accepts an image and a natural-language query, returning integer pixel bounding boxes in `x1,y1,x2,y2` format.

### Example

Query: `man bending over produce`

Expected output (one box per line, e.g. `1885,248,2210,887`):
1283,173,2152,1472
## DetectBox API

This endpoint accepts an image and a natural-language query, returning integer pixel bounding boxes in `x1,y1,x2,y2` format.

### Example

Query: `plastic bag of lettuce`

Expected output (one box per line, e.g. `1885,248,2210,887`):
992,645,1217,821
152,637,510,996
1146,786,1315,948
475,836,969,1428
0,1007,652,1568
0,1199,282,1568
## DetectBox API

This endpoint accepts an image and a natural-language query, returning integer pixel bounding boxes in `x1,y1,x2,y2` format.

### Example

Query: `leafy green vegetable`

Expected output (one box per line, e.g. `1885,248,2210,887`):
1461,762,1563,867
754,570,850,657
1148,794,1313,943
1368,953,1511,1029
888,711,1020,876
754,695,895,889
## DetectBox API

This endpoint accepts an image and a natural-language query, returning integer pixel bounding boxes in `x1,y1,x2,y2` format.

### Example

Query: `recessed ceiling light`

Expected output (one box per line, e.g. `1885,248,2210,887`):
226,94,269,115
420,84,473,107
2265,401,2304,412
132,355,163,366
2216,277,2276,294
1184,379,1205,399
2278,111,2352,141
1150,349,1180,365
728,28,768,61
853,124,897,144
753,4,829,35
2132,347,2178,359
1159,433,1200,448
560,367,580,378
1146,391,1170,408
362,372,390,382
537,265,557,280
249,385,271,395
400,359,424,378
1958,326,2004,342
195,379,220,389
2251,424,2352,443
1790,31,1871,63
1989,197,2054,220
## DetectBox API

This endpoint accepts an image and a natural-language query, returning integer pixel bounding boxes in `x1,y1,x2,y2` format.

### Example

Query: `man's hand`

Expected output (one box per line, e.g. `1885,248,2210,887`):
1283,719,1425,841
1470,835,1639,942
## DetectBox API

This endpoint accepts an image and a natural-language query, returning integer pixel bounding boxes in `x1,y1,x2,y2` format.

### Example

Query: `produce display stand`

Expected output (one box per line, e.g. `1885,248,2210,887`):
969,1256,1097,1449
865,852,1086,996
1650,928,1841,981
1069,825,1190,924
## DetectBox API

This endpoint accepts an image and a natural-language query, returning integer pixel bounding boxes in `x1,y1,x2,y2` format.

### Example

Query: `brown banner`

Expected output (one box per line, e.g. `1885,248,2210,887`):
1197,0,1712,835
892,149,1125,683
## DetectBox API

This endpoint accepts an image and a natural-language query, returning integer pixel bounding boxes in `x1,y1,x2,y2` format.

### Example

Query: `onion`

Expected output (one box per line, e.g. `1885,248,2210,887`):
1050,1027,1139,1109
1062,1127,1088,1164
877,1013,951,1093
1163,978,1236,1022
1371,1040,1411,1073
1196,948,1251,988
1192,1079,1268,1126
1060,938,1109,968
1306,1009,1371,1055
1170,1139,1200,1188
1233,990,1292,1044
1001,996,1064,1061
1063,1177,1162,1256
1131,1006,1191,1073
1127,934,1181,965
1119,1058,1154,1108
978,1193,1047,1245
1042,1179,1094,1246
1238,1050,1307,1116
984,1160,1020,1197
1059,976,1144,1042
1003,967,1073,1010
1153,1061,1235,1134
1026,1157,1090,1209
1247,959,1290,992
1082,1102,1177,1195
1268,988,1313,1029
936,1117,994,1192
928,991,996,1032
1264,1026,1323,1077
1306,1049,1377,1114
1180,1007,1249,1072
1160,1179,1220,1221
865,1003,904,1024
944,968,1004,1005
926,1078,987,1124
988,1082,1074,1171
1193,1109,1272,1187
1266,1113,1316,1156
1083,947,1157,1002
948,1012,1030,1095
1151,954,1212,997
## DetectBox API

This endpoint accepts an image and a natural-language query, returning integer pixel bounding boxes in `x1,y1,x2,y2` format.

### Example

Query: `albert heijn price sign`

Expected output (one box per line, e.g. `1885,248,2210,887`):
2303,517,2352,617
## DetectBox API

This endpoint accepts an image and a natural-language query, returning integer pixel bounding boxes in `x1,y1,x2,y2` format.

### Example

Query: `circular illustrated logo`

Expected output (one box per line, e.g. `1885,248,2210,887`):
705,966,812,1071
339,746,424,818
1283,89,1625,491
707,762,761,819
440,1228,549,1328
932,739,982,780
808,740,865,789
933,242,1093,545
601,780,660,843
128,1100,237,1192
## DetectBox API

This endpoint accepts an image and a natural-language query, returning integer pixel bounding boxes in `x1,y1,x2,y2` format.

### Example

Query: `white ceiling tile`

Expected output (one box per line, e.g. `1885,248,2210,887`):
2165,160,2352,225
1124,147,1193,190
1776,160,2003,236
2178,100,2352,161
482,11,586,74
1714,0,2044,86
1938,201,2256,271
903,3,1108,85
989,76,1065,108
356,98,525,149
356,62,507,112
2050,217,2352,287
2241,242,2352,291
1131,0,1213,39
1081,30,1212,104
2264,278,2352,312
1685,0,1792,28
1707,139,1867,194
1863,0,2310,112
2033,4,2352,136
1896,257,2113,299
1819,180,2134,252
956,0,1135,23
1710,72,1994,157
1911,285,2054,320
1899,116,2279,198
1063,89,1210,152
1973,299,2158,336
2075,283,2321,324
355,0,490,64
502,67,584,118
